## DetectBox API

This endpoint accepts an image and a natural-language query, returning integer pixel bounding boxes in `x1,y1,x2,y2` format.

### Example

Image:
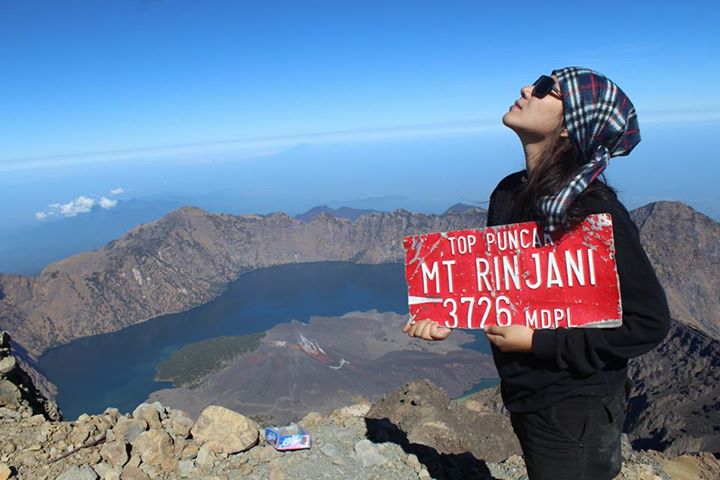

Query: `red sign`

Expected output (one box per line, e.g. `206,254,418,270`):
403,214,622,330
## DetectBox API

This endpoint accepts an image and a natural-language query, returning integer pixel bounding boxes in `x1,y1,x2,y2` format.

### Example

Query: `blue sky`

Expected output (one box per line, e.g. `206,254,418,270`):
1,0,719,231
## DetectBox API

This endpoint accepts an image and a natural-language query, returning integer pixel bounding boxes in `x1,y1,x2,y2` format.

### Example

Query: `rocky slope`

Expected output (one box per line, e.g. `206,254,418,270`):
2,335,719,480
0,332,60,422
630,201,720,340
626,319,720,456
0,207,488,357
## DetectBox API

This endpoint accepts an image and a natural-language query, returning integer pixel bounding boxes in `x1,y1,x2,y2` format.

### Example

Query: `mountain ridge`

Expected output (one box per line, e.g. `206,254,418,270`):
2,199,716,360
0,206,489,357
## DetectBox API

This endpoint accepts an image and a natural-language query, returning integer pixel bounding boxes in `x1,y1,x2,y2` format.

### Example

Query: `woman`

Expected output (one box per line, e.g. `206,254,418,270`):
403,67,671,480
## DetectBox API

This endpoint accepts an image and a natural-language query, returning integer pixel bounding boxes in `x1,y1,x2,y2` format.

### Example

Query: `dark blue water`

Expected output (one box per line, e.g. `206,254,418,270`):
38,261,494,420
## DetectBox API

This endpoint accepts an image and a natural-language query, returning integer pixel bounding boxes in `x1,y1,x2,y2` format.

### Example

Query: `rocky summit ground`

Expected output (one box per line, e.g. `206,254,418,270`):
3,332,720,479
1,389,719,479
2,392,720,480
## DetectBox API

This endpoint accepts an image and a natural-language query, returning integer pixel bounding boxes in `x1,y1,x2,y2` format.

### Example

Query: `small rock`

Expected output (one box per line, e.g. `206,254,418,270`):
103,471,120,480
179,442,199,460
298,411,324,429
177,459,195,478
354,439,387,468
56,465,99,480
418,468,431,479
52,424,71,443
0,356,16,375
0,407,21,421
120,465,150,480
104,408,120,423
126,454,141,469
168,410,194,439
249,445,282,463
132,404,162,430
0,380,21,406
195,445,217,469
94,415,115,434
149,402,166,415
0,463,11,480
109,418,147,444
23,412,45,425
190,405,259,454
131,430,174,469
100,440,129,467
406,453,422,472
139,463,160,479
68,424,94,446
92,462,114,478
336,403,371,418
320,443,341,458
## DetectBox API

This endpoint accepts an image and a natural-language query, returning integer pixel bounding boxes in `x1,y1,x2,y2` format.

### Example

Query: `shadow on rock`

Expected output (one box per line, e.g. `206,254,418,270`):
365,417,494,480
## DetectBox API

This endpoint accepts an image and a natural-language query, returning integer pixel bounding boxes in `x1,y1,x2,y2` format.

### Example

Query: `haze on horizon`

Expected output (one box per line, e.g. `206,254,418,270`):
1,0,719,236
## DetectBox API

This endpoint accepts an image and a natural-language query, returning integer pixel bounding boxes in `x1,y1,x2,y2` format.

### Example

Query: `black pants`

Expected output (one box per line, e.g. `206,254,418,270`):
509,388,626,480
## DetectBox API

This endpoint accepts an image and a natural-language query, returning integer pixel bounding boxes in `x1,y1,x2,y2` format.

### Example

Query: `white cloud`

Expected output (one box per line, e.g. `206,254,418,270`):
57,196,95,216
109,187,125,195
36,192,122,221
99,196,118,209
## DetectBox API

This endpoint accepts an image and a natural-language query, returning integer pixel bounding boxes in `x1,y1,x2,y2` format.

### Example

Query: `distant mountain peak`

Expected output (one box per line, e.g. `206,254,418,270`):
444,202,487,215
295,205,380,222
173,205,211,217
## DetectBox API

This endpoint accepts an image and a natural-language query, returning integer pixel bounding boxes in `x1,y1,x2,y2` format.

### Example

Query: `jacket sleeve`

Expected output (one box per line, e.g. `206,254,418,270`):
530,198,672,375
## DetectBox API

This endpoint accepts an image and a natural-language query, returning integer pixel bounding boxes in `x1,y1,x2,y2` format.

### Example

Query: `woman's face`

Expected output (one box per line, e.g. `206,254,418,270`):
502,74,565,140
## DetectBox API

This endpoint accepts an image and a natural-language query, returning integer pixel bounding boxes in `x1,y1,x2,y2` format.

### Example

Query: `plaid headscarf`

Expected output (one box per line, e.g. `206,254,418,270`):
537,67,641,236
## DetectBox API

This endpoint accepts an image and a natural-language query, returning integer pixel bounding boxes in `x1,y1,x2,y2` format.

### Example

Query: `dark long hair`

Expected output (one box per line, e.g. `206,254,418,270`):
512,128,617,231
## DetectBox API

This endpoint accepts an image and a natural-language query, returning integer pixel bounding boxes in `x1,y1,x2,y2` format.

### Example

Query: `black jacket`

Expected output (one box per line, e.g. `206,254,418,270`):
487,170,672,413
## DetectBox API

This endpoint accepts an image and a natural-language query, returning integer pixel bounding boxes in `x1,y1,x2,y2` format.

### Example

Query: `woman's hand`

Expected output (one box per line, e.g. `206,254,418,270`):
403,319,452,341
484,324,534,352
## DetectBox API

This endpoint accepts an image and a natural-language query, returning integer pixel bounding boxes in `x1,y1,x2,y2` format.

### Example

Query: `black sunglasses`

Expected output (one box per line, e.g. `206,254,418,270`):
532,75,562,99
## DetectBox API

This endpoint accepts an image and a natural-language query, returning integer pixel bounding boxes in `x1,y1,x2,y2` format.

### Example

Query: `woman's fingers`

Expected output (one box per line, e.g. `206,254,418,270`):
431,323,452,340
404,319,452,341
406,320,420,337
418,320,433,339
484,325,505,336
484,325,502,347
409,319,426,338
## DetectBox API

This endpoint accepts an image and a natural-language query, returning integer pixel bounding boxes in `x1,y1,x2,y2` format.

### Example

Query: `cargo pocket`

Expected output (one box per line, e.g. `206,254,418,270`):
550,398,595,445
597,392,624,476
602,390,627,431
